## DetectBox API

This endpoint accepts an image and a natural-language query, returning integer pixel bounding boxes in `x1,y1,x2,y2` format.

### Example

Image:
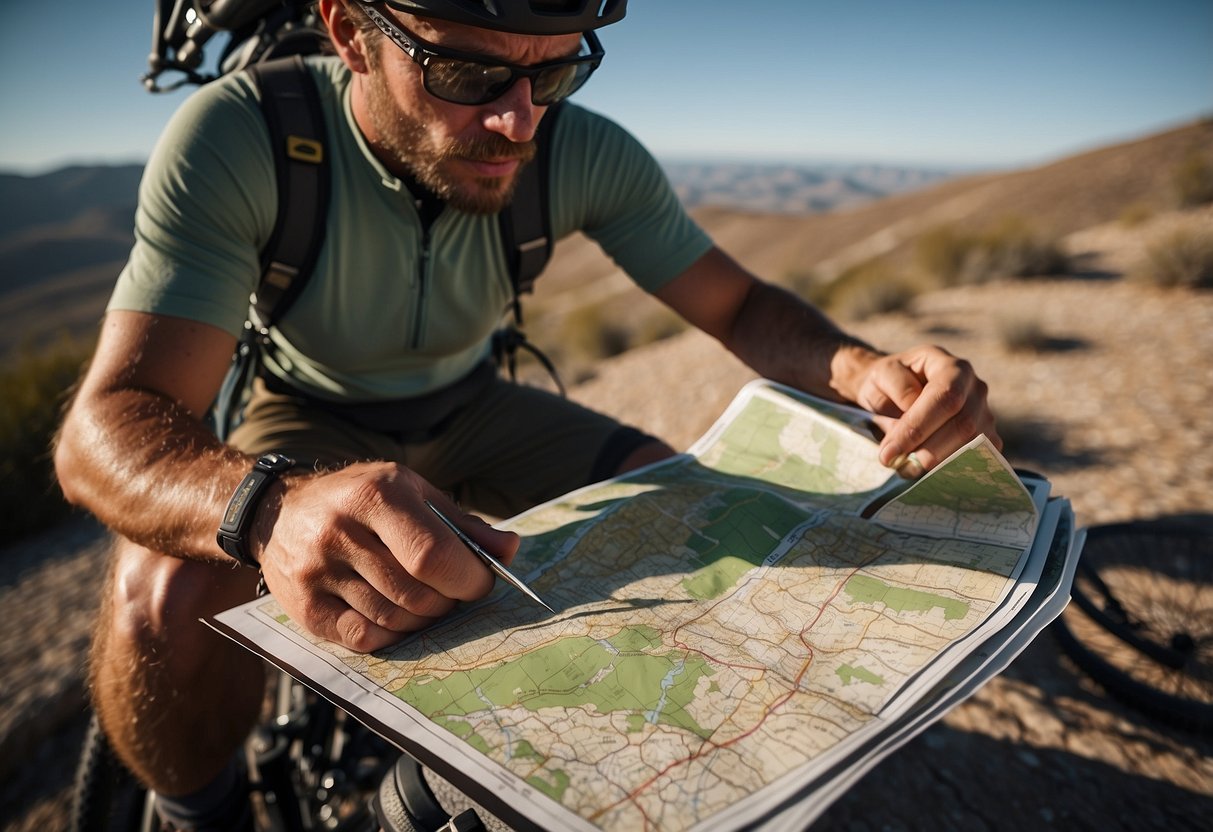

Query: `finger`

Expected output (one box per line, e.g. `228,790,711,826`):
428,493,522,567
879,373,969,468
383,516,497,603
293,511,456,623
855,358,925,420
334,566,449,634
886,379,996,472
359,478,503,602
893,452,927,480
346,528,468,625
305,592,407,653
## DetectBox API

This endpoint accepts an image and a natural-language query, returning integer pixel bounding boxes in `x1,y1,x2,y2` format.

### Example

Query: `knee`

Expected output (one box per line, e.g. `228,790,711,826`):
105,538,258,659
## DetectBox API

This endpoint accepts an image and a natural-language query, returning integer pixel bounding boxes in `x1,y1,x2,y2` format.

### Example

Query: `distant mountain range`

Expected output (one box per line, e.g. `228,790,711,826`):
661,162,957,214
3,117,1209,359
0,158,951,355
0,165,143,355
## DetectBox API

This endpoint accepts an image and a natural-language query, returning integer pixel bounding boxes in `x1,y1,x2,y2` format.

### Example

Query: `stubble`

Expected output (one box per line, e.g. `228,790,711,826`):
362,69,536,214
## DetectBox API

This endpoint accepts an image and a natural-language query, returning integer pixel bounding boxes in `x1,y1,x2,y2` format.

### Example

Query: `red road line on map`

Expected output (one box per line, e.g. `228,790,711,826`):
591,560,876,824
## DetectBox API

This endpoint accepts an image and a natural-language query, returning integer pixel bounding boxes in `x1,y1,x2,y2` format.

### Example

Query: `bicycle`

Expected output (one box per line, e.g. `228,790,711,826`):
1051,517,1213,733
68,669,508,832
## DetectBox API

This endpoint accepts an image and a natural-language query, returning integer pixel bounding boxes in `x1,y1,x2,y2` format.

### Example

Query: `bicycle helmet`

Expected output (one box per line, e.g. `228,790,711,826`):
380,0,626,35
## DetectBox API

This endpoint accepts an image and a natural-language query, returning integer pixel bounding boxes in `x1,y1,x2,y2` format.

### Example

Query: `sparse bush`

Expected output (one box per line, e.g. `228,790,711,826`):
915,218,1068,286
1133,226,1213,289
915,226,973,288
1118,202,1154,228
1,334,94,541
817,259,920,321
1173,149,1213,208
632,309,688,347
561,304,632,360
996,314,1050,353
784,267,821,300
971,217,1069,280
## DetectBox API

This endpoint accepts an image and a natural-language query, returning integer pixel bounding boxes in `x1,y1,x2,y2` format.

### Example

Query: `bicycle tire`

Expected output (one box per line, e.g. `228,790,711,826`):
1053,520,1213,733
69,713,154,832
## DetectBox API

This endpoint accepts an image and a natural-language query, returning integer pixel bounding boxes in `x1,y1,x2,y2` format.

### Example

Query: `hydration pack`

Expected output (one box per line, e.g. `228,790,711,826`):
142,2,563,438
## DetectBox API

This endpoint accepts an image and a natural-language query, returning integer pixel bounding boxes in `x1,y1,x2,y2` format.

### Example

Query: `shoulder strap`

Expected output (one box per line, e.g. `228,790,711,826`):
246,55,330,330
499,102,564,322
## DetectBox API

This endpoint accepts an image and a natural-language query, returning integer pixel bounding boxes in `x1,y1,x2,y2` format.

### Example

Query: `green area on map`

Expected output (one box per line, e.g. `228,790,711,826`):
681,488,805,599
837,664,885,686
844,574,970,621
397,625,716,739
893,445,1029,514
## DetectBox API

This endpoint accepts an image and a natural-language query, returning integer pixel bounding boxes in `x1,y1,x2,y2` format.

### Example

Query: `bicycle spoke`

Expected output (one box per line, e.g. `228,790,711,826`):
1053,522,1213,731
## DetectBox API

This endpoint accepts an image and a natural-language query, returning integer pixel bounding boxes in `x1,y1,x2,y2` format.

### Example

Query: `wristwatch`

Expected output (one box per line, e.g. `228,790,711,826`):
217,452,295,568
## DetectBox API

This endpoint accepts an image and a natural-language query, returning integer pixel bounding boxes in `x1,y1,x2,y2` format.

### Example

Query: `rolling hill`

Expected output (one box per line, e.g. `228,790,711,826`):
520,118,1212,380
0,165,142,356
1,118,1208,363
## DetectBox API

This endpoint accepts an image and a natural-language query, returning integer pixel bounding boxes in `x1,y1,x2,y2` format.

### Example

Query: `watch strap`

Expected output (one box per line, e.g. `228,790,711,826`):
217,452,295,568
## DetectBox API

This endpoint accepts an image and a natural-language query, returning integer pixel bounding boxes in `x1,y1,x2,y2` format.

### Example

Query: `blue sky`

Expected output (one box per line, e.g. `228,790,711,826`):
1,0,1210,174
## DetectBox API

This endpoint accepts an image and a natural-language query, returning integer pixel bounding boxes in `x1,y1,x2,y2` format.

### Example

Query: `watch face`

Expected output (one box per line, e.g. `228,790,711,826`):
259,452,295,471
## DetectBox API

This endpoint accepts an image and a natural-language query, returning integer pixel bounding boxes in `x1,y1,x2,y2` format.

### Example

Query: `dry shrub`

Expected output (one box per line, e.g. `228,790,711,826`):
1173,149,1213,208
915,218,1068,286
632,309,688,347
996,314,1050,353
1,334,94,541
1133,225,1213,289
915,226,973,287
816,259,922,321
784,267,821,300
560,304,632,361
1118,202,1154,228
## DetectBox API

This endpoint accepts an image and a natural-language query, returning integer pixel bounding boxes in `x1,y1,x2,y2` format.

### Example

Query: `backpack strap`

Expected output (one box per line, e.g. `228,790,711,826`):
212,55,328,440
247,55,330,330
499,102,563,325
493,103,566,394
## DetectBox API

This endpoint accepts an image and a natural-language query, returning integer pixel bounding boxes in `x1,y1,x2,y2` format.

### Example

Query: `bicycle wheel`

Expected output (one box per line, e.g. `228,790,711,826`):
69,713,154,832
1053,520,1213,732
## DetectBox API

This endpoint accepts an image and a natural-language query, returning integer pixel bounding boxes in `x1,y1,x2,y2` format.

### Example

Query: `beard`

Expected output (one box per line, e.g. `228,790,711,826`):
363,71,537,215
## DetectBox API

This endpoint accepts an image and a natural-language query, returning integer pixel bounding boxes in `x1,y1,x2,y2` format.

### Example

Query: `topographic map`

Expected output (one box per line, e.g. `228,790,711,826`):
214,381,1051,831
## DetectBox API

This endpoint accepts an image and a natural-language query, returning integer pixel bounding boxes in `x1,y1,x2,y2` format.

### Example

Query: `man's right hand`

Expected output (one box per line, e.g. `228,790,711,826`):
254,462,520,652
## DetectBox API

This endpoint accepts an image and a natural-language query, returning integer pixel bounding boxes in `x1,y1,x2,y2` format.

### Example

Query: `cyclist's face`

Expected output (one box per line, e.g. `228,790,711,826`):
358,11,580,213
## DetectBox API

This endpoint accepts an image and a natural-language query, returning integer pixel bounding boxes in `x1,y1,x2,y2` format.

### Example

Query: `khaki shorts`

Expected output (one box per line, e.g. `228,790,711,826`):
227,376,656,519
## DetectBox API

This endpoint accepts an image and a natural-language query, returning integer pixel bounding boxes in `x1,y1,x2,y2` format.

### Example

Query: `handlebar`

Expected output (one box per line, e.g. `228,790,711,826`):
143,0,320,93
198,0,288,32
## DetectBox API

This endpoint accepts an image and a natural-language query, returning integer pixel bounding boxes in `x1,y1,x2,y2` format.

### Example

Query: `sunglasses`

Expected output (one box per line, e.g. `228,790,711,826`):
354,2,604,106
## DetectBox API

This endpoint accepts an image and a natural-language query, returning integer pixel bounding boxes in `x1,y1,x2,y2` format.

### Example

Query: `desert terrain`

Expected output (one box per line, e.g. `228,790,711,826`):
2,122,1211,830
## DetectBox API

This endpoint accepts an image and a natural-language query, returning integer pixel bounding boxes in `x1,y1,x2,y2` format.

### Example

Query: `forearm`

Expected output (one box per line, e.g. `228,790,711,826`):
55,387,253,562
725,280,884,404
661,250,997,472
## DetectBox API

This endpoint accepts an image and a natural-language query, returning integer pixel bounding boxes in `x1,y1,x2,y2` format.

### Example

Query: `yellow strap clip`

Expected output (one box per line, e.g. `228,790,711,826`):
286,135,324,164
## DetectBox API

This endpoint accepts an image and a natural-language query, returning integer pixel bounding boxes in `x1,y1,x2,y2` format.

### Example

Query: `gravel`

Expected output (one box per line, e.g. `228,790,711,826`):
4,216,1211,830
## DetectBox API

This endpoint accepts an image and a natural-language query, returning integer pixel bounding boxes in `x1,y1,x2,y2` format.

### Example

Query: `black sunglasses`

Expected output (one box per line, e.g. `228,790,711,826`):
354,2,604,106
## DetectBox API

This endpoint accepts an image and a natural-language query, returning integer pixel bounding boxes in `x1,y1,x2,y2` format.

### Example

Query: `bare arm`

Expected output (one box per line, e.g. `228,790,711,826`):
655,247,999,472
55,310,518,651
55,311,250,558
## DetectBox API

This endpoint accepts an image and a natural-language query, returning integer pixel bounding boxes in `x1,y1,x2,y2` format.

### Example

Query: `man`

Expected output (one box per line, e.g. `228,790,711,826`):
55,1,999,828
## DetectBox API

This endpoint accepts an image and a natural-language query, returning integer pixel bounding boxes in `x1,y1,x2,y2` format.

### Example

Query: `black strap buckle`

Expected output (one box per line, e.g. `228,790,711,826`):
492,326,566,397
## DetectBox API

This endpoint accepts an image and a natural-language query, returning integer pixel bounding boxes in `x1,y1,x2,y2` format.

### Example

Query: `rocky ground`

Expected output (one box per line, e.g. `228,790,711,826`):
3,212,1211,830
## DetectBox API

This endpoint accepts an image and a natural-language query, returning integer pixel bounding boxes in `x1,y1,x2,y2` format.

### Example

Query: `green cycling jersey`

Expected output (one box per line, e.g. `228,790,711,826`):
108,56,712,401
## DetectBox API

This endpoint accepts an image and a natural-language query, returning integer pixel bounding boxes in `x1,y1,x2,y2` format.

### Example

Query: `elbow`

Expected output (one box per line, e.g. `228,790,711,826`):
53,409,88,508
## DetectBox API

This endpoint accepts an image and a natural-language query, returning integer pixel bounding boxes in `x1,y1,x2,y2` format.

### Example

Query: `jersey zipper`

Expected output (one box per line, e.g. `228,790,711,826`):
410,223,432,349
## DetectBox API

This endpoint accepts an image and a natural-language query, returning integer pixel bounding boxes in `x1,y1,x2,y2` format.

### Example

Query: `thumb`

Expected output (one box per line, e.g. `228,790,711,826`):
425,493,521,566
461,511,521,566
